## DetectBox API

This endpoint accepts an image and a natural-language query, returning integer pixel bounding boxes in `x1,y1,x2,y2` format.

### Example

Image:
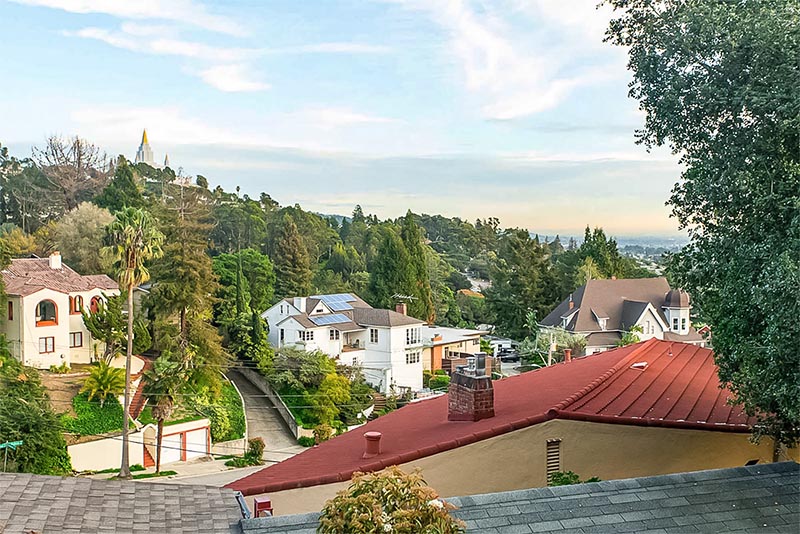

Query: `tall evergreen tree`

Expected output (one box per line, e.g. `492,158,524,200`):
400,211,435,322
368,227,416,311
273,215,313,298
94,157,144,212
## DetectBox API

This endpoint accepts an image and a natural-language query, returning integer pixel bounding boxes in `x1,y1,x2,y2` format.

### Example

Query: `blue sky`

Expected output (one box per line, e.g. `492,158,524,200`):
0,0,684,236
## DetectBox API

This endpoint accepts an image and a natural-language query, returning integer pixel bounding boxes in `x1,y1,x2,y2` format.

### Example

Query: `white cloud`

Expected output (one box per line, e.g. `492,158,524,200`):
296,107,398,128
11,0,246,35
384,0,622,119
268,43,392,54
197,64,270,92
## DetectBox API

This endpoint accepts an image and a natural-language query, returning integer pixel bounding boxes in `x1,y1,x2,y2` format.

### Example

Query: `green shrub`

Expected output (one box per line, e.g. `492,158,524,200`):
318,466,465,534
245,437,265,464
548,471,601,486
195,382,245,442
62,393,124,436
49,362,71,374
434,369,448,376
429,375,450,391
313,423,333,444
298,436,315,447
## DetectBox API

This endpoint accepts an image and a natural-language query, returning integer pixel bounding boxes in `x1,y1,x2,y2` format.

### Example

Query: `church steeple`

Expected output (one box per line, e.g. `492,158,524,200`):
164,153,170,168
141,129,149,145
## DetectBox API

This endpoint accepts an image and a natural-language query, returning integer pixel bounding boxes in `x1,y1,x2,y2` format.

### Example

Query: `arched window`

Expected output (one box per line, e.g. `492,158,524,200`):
35,300,57,326
90,296,101,313
71,296,83,314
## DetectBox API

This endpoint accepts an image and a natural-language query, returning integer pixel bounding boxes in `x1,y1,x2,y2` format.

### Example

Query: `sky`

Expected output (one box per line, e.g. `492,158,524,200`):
0,0,685,237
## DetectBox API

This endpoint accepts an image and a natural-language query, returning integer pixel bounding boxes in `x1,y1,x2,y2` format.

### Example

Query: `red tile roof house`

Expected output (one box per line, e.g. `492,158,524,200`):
227,339,798,516
1,252,119,368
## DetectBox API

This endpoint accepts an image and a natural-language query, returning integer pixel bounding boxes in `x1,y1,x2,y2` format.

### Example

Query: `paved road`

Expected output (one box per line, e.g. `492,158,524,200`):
226,369,301,458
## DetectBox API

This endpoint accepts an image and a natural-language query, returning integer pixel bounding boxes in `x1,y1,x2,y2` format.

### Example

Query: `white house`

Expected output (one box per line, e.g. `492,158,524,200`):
1,252,119,369
539,277,706,354
262,294,425,394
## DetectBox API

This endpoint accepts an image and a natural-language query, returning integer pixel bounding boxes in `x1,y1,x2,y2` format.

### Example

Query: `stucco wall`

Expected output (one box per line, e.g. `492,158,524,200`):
257,419,777,516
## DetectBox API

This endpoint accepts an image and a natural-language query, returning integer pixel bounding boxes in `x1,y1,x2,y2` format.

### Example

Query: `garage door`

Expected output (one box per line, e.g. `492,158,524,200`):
160,433,182,465
185,428,208,460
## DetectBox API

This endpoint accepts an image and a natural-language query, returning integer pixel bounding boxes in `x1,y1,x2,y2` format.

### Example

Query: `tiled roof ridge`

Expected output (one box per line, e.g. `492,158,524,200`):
548,338,660,416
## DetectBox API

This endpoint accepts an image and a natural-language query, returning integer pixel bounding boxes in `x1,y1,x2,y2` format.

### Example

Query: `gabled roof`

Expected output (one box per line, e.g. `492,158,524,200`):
351,306,424,327
2,257,118,297
422,325,486,346
227,340,752,496
239,462,800,533
542,278,677,332
0,472,244,533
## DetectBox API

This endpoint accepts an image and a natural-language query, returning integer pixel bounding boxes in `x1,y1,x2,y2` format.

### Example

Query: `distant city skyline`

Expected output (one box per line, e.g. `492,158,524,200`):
0,0,685,236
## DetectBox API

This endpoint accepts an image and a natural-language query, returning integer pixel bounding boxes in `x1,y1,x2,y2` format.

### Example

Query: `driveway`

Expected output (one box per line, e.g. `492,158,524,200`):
226,369,303,461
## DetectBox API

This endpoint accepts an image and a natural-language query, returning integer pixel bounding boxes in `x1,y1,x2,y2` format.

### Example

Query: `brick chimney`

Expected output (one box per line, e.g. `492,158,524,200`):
448,373,494,422
49,251,62,270
395,302,407,316
564,348,572,363
433,334,442,342
362,431,382,458
568,294,574,310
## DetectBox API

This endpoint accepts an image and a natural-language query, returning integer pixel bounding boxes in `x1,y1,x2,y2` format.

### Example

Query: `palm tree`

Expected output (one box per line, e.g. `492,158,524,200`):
103,207,164,479
142,356,184,473
81,361,125,407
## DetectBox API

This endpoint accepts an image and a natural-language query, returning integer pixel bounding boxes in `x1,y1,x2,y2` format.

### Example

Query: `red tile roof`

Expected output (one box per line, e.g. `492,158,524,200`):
227,339,751,496
2,258,118,297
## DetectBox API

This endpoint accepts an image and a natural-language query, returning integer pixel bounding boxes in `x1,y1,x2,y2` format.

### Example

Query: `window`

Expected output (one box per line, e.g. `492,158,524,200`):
280,305,284,314
7,301,12,321
90,296,101,313
279,329,285,344
71,296,83,314
672,317,679,331
681,318,687,331
36,300,57,326
39,337,55,353
405,351,420,365
472,338,480,346
69,332,83,348
369,328,378,344
406,327,420,345
329,329,340,341
546,439,561,483
352,357,358,366
299,330,315,342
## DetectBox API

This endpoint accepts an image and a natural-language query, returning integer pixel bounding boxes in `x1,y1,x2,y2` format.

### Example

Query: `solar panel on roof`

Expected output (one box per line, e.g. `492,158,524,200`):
311,293,357,311
310,313,351,326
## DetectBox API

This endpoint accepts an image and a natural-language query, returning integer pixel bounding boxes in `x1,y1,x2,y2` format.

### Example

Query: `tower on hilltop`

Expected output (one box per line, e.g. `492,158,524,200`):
134,129,155,166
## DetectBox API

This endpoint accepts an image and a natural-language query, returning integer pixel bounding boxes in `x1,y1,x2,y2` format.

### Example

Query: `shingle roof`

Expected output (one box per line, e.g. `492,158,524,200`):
541,278,673,332
584,331,622,347
237,462,800,533
0,472,245,533
351,306,424,327
2,257,117,297
227,340,753,496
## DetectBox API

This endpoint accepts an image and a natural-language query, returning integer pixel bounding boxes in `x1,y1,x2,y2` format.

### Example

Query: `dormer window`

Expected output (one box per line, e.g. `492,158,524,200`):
673,317,679,331
599,318,607,331
681,318,687,331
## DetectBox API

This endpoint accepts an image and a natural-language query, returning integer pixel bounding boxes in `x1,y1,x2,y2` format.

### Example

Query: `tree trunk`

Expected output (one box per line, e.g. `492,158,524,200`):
156,419,163,474
119,287,134,479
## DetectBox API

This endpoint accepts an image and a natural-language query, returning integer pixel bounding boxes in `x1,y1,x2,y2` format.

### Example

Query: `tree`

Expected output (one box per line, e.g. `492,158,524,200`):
82,295,150,363
102,207,164,479
617,325,643,348
574,257,603,286
0,227,38,257
368,227,416,311
142,355,185,473
272,215,312,299
51,202,114,274
606,0,800,450
94,157,145,212
31,135,111,213
0,351,72,475
81,361,125,407
485,229,560,340
400,211,435,322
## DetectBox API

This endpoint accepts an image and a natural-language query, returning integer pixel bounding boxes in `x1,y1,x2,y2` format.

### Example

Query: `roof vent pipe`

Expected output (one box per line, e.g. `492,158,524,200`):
564,349,572,363
363,431,382,458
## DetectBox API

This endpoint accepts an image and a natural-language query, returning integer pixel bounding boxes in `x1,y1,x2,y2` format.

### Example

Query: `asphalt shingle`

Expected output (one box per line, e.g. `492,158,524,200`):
240,462,799,534
0,473,245,533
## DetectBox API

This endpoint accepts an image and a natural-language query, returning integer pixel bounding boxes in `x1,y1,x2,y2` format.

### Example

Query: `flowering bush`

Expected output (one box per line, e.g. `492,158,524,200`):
317,466,465,534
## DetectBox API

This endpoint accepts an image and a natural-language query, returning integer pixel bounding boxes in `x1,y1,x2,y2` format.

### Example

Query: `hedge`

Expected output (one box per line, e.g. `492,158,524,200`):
61,393,124,436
